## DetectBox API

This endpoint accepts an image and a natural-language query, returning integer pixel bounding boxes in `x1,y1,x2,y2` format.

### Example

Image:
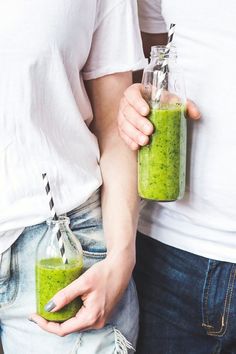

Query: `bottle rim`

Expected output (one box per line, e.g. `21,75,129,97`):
150,44,177,60
46,215,70,226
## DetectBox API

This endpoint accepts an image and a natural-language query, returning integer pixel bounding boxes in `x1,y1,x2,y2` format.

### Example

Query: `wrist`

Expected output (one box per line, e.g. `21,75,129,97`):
106,246,136,271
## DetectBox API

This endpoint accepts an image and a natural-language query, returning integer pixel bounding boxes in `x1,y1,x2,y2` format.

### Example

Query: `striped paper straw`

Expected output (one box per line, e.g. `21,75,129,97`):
165,23,176,57
42,173,68,264
154,23,176,104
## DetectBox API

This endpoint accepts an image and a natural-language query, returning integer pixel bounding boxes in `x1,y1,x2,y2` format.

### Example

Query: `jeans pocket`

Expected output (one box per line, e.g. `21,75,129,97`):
0,247,11,290
0,245,19,308
202,260,236,337
68,191,107,271
81,250,107,273
68,191,107,255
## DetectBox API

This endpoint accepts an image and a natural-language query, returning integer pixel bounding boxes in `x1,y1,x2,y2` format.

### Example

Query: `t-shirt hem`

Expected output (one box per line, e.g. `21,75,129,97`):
138,224,236,264
82,59,148,80
0,228,24,254
139,19,167,34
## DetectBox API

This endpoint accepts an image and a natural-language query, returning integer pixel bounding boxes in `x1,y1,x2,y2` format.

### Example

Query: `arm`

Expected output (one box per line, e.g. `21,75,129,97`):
141,32,168,58
87,72,138,265
31,72,139,335
119,33,201,150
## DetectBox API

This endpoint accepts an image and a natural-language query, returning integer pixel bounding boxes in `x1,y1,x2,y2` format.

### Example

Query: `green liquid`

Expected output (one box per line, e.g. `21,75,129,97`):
36,258,83,322
138,106,186,201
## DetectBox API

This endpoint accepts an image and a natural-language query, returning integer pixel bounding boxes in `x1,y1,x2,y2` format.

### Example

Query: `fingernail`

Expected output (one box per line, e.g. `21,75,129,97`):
140,106,148,115
28,317,37,324
44,300,56,312
143,123,152,135
139,135,148,146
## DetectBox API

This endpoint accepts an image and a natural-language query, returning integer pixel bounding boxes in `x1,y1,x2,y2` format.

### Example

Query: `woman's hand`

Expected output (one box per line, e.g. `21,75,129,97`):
118,83,201,150
30,253,133,337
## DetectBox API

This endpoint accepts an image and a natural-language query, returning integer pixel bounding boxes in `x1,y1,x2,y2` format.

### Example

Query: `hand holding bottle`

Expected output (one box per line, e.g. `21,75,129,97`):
30,251,133,336
118,83,201,150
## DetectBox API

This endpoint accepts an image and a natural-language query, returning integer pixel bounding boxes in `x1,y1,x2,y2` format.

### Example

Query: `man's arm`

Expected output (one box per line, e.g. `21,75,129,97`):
141,32,168,58
31,72,139,335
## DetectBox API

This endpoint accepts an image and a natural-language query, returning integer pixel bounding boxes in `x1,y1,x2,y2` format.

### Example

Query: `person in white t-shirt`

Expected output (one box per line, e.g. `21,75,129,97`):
0,1,147,353
118,0,236,353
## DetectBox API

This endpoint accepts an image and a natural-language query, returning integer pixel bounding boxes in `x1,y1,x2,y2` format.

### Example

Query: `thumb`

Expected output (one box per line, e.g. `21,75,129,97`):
44,275,87,313
186,99,201,120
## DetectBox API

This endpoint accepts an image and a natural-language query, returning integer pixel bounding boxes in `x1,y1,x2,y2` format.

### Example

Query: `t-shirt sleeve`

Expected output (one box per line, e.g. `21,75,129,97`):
82,0,147,80
137,0,167,34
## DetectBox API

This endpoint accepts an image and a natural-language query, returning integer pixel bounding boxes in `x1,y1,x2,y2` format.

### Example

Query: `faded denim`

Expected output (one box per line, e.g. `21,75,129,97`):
0,191,139,354
134,231,236,354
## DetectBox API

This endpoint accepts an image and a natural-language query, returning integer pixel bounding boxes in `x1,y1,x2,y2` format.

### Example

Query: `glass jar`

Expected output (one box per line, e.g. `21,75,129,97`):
138,45,187,201
35,216,83,322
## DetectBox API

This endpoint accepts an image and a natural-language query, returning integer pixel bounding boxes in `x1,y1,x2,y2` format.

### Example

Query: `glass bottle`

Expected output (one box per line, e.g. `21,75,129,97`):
35,216,83,322
138,45,187,201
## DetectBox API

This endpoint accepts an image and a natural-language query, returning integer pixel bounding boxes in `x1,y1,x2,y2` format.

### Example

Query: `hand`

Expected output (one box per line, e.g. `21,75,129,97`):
118,83,201,150
30,254,133,337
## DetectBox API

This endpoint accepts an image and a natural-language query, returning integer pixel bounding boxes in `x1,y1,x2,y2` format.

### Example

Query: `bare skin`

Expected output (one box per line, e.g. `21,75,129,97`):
30,72,139,336
118,83,201,151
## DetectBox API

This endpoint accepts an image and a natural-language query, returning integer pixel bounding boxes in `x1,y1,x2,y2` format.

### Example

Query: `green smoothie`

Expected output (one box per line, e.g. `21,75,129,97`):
138,105,186,201
36,258,83,322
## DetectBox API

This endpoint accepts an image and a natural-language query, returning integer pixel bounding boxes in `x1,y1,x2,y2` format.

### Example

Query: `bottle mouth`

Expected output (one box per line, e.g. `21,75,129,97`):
46,215,70,226
150,44,177,60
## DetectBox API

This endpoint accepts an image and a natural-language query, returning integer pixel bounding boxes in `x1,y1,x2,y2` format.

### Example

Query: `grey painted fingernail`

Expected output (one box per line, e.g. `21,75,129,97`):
28,318,37,324
44,300,56,312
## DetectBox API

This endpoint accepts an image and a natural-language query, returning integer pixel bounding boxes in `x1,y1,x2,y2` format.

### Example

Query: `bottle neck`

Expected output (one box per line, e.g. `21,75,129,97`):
150,45,177,66
46,216,70,231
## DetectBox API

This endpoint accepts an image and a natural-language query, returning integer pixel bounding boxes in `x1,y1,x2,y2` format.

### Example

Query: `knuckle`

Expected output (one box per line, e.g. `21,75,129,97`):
58,289,69,304
120,99,130,115
57,330,66,337
117,113,124,128
123,87,130,98
130,142,138,150
120,96,126,108
120,120,129,134
131,83,141,91
95,319,106,329
121,133,133,149
124,84,137,100
135,131,142,142
120,131,128,143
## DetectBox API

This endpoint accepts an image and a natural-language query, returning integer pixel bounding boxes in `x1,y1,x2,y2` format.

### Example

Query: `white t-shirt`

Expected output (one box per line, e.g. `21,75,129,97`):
137,0,236,262
0,0,146,254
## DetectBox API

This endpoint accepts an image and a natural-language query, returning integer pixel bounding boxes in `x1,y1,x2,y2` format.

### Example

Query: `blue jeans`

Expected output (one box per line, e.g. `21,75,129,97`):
0,191,139,354
134,231,236,354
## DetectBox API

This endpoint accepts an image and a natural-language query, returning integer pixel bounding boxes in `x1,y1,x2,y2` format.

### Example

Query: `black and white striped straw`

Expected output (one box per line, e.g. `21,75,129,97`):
155,23,176,103
165,23,176,56
42,173,68,264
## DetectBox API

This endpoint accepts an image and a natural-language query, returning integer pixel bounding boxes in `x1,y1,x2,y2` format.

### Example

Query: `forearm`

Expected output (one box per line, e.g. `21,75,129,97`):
86,72,139,269
99,127,139,266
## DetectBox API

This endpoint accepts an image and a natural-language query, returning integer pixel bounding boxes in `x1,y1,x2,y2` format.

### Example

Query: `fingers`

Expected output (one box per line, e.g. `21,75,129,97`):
119,111,150,150
124,83,149,116
122,100,153,135
186,99,201,120
119,130,139,151
45,274,88,313
118,84,154,149
30,302,107,337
